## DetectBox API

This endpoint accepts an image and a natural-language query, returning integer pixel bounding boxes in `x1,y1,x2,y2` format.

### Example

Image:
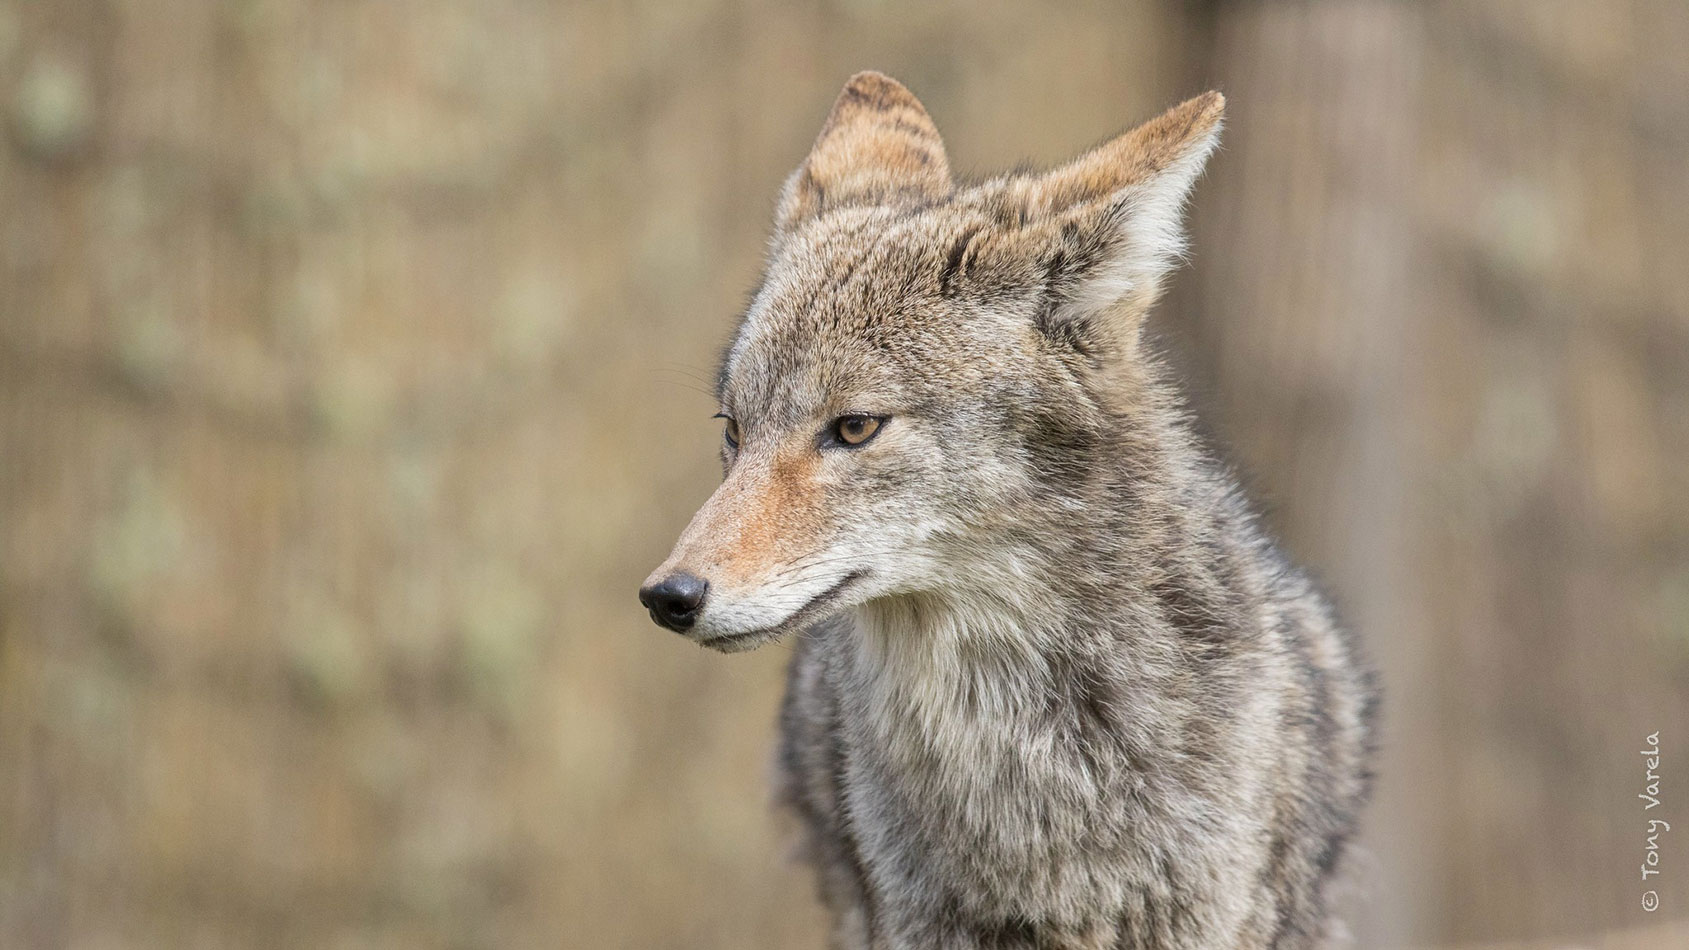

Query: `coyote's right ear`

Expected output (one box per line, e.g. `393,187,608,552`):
774,72,951,236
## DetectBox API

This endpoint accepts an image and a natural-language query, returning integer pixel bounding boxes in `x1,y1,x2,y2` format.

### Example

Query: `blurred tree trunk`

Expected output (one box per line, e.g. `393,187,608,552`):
1181,1,1689,945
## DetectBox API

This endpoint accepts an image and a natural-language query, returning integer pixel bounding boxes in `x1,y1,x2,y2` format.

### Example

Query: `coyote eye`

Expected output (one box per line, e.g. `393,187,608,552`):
828,414,884,448
716,414,740,449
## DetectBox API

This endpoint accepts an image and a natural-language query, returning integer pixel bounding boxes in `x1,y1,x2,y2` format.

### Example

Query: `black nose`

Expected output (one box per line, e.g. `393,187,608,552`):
639,572,709,632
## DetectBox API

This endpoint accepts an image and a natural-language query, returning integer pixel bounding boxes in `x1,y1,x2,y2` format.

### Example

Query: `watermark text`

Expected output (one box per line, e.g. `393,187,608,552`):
1640,730,1668,913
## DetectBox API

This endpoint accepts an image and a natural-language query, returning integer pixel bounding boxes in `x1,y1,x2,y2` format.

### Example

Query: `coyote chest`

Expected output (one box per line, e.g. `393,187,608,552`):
835,614,1135,917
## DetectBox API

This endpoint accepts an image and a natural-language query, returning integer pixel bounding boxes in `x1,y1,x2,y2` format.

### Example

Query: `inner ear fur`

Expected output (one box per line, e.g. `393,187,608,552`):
775,72,952,236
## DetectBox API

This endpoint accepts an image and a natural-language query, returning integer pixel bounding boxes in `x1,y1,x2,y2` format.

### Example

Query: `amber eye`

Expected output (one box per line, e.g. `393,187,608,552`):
717,415,741,449
830,415,883,448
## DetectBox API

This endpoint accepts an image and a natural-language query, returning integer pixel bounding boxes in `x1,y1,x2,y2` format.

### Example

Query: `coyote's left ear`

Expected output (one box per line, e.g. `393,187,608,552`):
774,72,951,237
1014,92,1224,343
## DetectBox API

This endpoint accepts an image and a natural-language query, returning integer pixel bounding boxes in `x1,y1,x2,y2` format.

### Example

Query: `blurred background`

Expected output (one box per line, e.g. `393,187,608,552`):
2,1,1686,948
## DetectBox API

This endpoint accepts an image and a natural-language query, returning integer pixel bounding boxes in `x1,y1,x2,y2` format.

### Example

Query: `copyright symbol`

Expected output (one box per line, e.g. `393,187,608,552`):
1642,890,1659,912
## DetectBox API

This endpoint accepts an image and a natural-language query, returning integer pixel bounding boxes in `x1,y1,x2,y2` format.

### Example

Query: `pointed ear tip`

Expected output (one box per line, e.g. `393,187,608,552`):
1185,90,1226,128
844,69,899,88
836,70,926,111
842,70,908,95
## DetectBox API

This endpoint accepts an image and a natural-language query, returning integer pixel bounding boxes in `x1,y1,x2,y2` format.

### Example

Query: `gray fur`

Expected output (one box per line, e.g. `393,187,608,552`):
643,73,1377,950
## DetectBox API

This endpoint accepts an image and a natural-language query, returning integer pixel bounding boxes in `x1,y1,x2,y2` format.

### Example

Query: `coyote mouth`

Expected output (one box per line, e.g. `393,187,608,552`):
699,570,869,651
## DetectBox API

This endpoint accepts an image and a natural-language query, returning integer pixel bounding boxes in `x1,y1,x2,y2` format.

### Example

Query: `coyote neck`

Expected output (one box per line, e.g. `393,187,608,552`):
845,589,1098,780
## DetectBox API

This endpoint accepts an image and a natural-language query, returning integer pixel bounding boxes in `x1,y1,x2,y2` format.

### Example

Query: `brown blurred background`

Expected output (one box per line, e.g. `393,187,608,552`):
2,1,1686,948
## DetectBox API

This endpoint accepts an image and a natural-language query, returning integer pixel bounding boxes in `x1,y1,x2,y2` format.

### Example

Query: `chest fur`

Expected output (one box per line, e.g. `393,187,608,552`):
825,607,1143,918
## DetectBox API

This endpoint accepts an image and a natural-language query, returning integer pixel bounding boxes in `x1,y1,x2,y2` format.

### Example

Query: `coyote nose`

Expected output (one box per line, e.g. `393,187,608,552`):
639,572,709,632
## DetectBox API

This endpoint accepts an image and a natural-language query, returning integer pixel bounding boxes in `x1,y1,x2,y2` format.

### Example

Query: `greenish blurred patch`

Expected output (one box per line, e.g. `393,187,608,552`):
310,358,397,441
115,305,184,395
285,597,373,710
9,53,92,161
1478,178,1560,281
456,561,543,721
494,267,575,372
89,471,186,617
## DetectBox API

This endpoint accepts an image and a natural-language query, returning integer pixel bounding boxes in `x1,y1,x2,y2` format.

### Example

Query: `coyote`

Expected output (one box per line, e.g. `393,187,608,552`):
640,72,1377,950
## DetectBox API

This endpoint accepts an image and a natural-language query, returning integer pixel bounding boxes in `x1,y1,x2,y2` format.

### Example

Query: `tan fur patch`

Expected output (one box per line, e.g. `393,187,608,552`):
667,444,827,591
724,447,822,584
776,72,952,234
1022,91,1224,215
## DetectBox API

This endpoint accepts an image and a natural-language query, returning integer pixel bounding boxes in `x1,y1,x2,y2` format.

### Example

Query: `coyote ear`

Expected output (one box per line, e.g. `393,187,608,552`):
774,72,951,236
1019,92,1223,341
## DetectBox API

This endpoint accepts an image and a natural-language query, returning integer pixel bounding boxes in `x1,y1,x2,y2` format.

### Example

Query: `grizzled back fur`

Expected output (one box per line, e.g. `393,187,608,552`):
640,72,1378,950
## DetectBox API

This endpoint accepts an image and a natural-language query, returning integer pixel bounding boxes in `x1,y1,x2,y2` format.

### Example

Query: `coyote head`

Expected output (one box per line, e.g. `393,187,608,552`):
641,72,1223,651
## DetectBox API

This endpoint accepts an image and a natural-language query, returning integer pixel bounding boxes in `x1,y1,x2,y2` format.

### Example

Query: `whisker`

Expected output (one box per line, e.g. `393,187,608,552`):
759,548,893,585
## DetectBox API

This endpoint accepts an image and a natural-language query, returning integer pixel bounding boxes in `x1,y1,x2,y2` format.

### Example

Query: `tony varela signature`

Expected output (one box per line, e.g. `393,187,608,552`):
1640,730,1669,913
